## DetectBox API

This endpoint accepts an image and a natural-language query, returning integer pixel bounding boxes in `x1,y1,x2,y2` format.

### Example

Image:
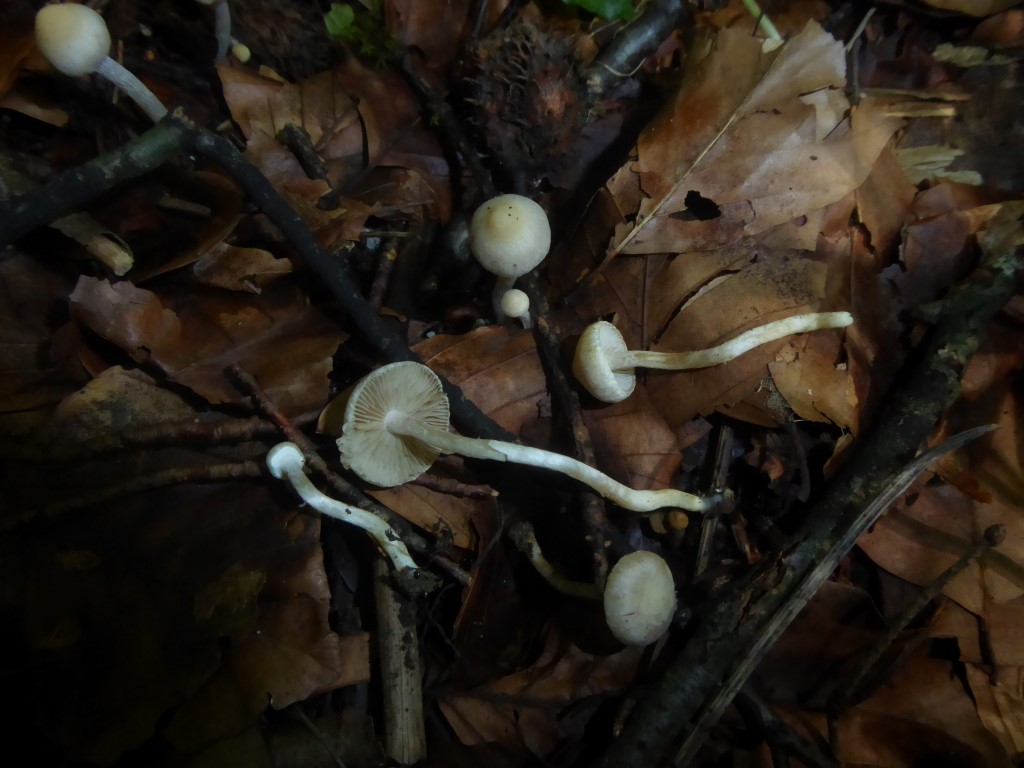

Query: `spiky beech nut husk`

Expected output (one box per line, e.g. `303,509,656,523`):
463,21,590,177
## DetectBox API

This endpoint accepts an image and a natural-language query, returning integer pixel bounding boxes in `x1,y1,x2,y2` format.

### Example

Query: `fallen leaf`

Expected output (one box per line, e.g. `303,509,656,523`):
69,278,346,416
609,23,899,256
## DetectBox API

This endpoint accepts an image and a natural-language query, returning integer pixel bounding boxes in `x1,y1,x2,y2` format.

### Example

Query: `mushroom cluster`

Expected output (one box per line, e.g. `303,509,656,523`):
573,311,854,403
468,194,550,319
336,361,715,513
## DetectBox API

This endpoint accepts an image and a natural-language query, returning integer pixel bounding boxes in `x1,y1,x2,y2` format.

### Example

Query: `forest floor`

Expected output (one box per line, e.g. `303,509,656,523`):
1,0,1022,766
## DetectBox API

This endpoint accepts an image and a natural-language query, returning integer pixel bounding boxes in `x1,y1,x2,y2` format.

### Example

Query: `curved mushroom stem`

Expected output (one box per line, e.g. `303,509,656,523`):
95,56,168,122
267,443,417,571
626,312,853,370
384,413,714,513
212,0,232,62
491,276,516,321
510,522,600,599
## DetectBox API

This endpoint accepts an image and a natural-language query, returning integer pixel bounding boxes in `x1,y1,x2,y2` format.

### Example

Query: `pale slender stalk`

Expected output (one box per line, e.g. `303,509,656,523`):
96,56,167,122
741,0,782,41
267,444,416,571
510,522,600,599
212,1,232,62
627,312,853,370
388,414,713,513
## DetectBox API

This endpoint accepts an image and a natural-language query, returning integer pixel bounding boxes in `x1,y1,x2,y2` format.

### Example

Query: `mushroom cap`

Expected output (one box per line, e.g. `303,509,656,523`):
337,361,450,487
572,321,636,403
500,288,530,319
603,551,676,645
469,194,551,279
36,4,111,78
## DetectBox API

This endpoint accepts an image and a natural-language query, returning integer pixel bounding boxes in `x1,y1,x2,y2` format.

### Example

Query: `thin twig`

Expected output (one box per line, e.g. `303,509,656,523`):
827,524,1006,719
519,271,615,590
0,115,513,444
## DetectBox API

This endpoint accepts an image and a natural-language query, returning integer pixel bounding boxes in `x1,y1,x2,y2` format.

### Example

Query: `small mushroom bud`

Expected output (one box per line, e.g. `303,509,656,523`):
603,551,677,645
573,311,854,403
35,3,168,123
500,288,532,329
469,194,550,318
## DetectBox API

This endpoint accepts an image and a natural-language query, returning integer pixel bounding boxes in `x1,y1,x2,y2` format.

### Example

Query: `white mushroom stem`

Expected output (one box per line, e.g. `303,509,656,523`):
510,522,599,599
94,57,168,122
382,412,712,513
625,312,853,369
574,311,854,403
35,4,168,123
195,0,232,62
266,443,417,571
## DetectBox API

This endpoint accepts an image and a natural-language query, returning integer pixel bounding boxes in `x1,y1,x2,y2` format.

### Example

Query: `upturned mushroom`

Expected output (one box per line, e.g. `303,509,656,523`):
603,550,677,645
468,194,550,318
266,442,416,572
573,311,854,403
336,361,715,513
35,3,168,122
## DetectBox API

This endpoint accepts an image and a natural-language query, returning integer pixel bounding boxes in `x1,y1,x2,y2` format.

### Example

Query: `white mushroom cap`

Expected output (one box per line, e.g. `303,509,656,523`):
500,288,530,319
572,321,635,403
603,551,676,645
469,194,551,280
35,4,111,77
337,361,450,487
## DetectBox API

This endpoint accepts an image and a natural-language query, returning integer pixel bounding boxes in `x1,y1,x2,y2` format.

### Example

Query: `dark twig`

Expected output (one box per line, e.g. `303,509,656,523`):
410,473,497,499
39,461,263,520
734,687,840,768
0,115,513,444
695,425,734,577
0,415,283,461
519,271,615,590
368,237,399,309
597,202,1022,767
397,54,496,201
583,0,689,97
277,123,330,183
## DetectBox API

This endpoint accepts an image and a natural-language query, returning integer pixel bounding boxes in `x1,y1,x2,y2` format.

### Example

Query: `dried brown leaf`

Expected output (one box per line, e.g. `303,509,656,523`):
609,23,898,256
439,629,642,756
414,326,548,436
69,278,346,416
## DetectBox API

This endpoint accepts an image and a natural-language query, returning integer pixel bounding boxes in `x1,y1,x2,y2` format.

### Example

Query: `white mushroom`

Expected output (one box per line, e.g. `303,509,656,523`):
500,288,532,329
469,194,550,318
573,311,854,403
35,3,167,122
603,551,676,645
336,362,715,513
266,442,416,572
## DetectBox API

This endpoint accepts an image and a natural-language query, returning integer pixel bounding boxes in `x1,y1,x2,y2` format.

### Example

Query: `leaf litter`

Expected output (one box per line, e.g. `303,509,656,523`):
0,0,1022,765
